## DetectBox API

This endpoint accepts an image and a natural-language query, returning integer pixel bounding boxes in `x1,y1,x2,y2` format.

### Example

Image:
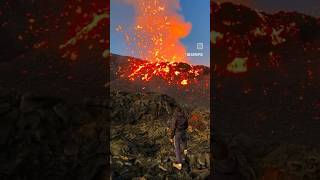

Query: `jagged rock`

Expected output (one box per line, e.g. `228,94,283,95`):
188,154,197,168
261,144,320,180
197,153,207,167
192,169,210,180
110,91,177,123
205,153,210,168
110,91,210,179
110,139,129,156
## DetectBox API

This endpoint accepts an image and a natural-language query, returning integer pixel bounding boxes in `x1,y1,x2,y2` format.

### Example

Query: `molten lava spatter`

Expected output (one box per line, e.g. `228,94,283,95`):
113,0,195,85
126,59,205,86
117,0,192,63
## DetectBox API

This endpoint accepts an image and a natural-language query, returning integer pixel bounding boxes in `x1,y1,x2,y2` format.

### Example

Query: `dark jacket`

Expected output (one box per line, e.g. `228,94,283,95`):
169,111,188,139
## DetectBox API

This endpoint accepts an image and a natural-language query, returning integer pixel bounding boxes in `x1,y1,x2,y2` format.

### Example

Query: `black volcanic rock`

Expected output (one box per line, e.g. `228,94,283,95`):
0,91,107,180
109,91,210,179
0,49,107,104
212,2,320,150
215,2,263,34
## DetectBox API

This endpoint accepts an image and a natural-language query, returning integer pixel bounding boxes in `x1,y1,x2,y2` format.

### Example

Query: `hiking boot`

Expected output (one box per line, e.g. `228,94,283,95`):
173,162,182,170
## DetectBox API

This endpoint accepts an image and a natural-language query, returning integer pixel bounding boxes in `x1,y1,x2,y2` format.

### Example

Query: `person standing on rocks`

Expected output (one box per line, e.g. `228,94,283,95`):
168,107,188,170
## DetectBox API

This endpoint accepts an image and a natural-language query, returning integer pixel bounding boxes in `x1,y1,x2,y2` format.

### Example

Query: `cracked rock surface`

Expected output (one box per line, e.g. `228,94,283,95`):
109,91,210,179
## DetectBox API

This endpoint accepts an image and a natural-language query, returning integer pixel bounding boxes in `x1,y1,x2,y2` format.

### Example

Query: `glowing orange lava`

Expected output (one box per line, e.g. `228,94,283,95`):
119,0,192,63
114,0,196,85
180,79,188,86
126,59,204,86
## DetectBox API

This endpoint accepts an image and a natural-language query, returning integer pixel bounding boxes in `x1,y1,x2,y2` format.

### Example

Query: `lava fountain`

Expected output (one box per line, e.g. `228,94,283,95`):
114,0,202,86
118,0,192,63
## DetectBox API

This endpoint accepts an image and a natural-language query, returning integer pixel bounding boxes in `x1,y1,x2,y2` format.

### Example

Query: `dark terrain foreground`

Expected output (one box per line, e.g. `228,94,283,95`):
109,91,320,180
0,89,108,179
109,91,210,179
1,89,320,179
213,133,320,180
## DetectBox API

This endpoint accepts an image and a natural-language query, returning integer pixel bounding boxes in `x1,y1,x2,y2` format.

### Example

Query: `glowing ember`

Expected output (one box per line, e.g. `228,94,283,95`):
181,79,188,86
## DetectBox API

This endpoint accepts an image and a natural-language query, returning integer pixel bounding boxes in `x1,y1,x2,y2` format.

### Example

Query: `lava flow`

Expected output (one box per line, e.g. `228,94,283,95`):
126,59,204,86
124,59,207,87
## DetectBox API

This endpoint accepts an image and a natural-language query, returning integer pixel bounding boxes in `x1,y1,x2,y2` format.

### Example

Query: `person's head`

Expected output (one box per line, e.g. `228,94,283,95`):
175,106,182,114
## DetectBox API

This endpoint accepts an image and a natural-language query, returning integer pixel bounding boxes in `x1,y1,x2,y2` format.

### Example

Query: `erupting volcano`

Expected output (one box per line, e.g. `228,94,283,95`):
109,0,210,106
117,0,192,63
112,0,206,86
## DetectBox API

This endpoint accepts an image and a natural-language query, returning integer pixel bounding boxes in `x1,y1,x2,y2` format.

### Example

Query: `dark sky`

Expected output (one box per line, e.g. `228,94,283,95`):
215,0,320,17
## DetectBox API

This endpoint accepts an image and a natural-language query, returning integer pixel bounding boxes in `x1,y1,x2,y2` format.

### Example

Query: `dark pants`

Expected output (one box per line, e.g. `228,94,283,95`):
174,131,187,163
